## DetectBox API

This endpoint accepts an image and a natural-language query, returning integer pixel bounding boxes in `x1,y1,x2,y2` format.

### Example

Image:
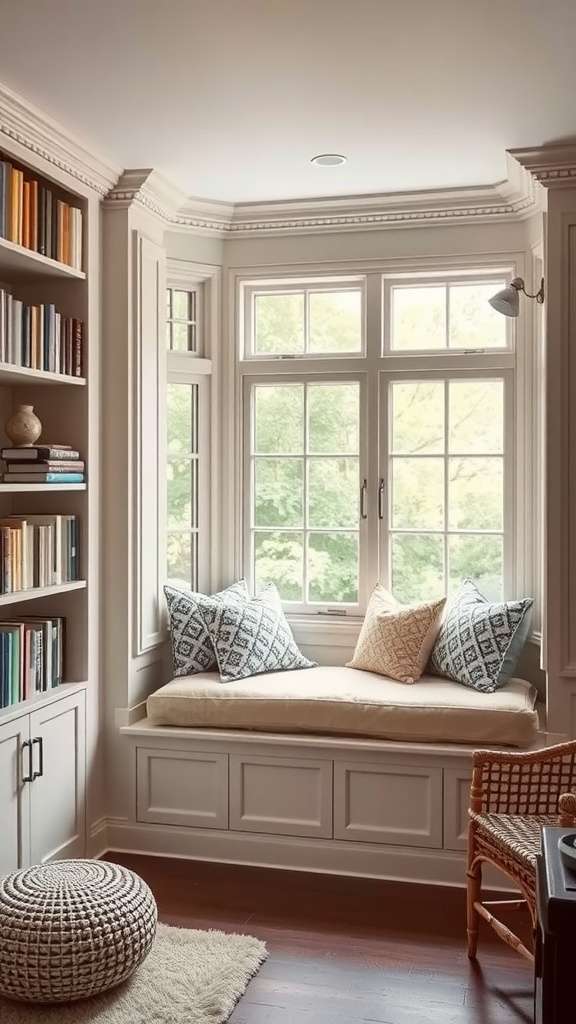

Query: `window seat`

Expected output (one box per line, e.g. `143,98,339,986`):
114,667,543,887
146,665,539,749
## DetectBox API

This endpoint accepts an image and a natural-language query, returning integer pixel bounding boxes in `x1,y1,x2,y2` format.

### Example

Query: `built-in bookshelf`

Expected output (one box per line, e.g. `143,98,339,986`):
0,148,88,717
0,139,94,875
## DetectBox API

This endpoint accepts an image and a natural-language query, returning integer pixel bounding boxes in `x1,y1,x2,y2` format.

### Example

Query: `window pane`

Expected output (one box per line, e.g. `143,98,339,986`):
448,535,503,601
391,534,444,604
173,289,192,320
309,290,362,353
391,458,445,529
167,383,196,454
449,283,507,349
254,531,303,601
167,459,196,528
449,381,503,453
449,457,503,531
308,383,359,453
254,458,303,527
391,286,446,350
172,322,192,352
308,458,358,528
167,532,194,587
254,293,304,354
251,381,361,608
308,533,358,603
254,385,304,454
391,382,444,455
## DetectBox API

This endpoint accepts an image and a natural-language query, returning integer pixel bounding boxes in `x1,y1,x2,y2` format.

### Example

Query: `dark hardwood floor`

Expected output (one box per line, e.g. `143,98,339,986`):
107,852,534,1024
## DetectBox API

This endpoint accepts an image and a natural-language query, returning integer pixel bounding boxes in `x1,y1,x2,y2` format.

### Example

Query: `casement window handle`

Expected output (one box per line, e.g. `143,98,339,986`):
22,740,33,784
32,736,44,780
360,479,368,520
378,478,386,520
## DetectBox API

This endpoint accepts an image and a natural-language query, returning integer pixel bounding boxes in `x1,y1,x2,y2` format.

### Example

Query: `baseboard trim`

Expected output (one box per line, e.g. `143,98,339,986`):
87,816,108,859
105,820,496,888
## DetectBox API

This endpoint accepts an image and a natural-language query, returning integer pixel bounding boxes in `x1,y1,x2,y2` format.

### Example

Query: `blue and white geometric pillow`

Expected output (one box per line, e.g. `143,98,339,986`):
163,579,249,677
199,582,317,683
429,579,533,693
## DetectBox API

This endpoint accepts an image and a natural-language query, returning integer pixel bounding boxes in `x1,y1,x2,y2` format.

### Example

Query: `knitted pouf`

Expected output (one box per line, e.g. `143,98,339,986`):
0,859,157,1003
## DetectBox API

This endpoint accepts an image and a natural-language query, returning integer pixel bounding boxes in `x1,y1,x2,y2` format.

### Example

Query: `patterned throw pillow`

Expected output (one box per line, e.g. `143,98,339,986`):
429,579,533,693
164,579,249,677
346,583,446,684
199,583,317,683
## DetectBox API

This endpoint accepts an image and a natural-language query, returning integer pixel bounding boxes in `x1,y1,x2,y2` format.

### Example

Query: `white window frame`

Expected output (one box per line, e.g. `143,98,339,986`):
242,371,369,615
241,275,366,359
227,253,536,631
379,367,515,600
163,260,220,594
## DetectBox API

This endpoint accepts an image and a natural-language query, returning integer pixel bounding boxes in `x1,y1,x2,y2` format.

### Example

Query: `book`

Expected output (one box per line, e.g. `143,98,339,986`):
0,623,23,705
0,160,7,238
5,460,85,473
5,472,84,483
1,445,80,461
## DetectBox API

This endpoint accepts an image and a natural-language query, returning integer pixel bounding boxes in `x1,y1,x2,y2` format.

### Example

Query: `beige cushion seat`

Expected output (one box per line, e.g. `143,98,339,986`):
146,665,539,747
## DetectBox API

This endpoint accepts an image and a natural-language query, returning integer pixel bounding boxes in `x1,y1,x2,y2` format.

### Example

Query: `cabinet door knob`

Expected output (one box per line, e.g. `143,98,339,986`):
21,739,33,784
32,736,44,780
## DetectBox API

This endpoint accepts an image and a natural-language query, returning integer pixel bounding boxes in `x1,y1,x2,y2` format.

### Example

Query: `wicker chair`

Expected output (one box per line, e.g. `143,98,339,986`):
467,740,576,962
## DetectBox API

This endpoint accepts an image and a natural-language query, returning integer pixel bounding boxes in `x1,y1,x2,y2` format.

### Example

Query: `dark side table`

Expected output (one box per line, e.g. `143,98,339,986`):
535,826,576,1024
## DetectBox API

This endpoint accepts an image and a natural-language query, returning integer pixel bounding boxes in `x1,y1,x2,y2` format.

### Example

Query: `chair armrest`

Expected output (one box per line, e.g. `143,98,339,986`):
469,741,576,815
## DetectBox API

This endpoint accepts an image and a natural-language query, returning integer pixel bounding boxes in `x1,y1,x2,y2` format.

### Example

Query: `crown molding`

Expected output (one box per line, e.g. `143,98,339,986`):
103,168,189,222
509,143,576,188
171,171,541,238
0,81,121,196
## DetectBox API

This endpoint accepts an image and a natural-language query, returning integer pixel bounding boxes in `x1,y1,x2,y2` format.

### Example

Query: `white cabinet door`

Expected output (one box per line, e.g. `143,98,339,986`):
29,691,86,865
229,754,333,838
137,748,229,829
0,715,31,875
333,760,444,848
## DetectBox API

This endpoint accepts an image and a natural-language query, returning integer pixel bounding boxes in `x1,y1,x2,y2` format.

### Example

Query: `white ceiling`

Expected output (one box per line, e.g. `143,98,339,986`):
0,0,574,204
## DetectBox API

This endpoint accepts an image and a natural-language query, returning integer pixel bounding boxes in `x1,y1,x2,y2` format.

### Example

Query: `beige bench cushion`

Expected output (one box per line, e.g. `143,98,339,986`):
146,665,539,747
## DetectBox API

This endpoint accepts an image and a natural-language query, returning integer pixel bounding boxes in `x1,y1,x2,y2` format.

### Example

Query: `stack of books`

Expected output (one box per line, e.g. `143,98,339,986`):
1,444,85,484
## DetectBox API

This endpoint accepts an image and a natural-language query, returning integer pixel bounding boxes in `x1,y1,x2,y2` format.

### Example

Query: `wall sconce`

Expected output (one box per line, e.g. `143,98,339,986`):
488,277,545,317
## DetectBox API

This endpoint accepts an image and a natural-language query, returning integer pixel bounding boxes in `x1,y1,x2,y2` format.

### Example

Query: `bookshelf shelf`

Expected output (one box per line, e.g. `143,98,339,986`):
0,580,86,607
0,483,86,492
0,680,87,725
0,363,86,386
0,236,85,281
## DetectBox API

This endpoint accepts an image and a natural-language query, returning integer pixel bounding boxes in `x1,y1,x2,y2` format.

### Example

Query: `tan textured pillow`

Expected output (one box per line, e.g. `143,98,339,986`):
346,584,446,684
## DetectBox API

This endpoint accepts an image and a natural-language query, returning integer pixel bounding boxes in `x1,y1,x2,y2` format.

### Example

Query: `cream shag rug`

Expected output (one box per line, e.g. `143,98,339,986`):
0,923,268,1024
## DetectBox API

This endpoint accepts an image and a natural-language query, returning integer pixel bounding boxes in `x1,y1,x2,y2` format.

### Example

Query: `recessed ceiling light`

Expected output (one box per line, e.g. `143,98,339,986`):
311,154,347,166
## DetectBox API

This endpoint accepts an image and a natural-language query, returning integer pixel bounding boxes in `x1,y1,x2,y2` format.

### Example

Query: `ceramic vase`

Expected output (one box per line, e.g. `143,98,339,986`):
4,404,42,447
